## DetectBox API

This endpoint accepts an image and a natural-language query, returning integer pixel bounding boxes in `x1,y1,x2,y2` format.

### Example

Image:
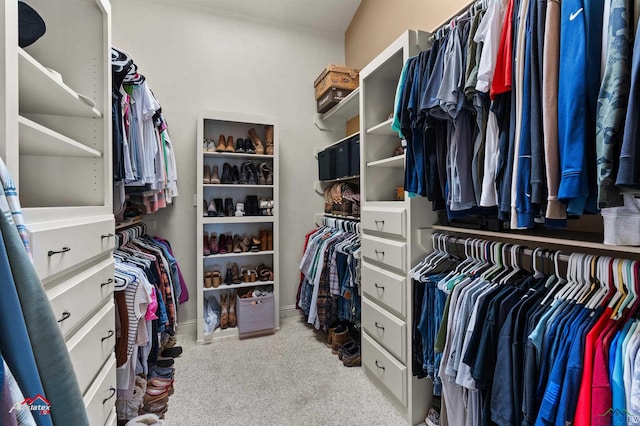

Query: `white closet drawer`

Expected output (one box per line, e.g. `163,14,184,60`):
362,262,406,318
84,354,117,426
28,215,115,281
47,258,114,338
67,301,115,394
362,206,406,238
362,298,406,361
362,333,407,406
362,235,406,272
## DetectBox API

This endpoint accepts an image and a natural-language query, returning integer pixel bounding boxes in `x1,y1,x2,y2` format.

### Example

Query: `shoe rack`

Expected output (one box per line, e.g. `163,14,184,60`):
196,110,279,343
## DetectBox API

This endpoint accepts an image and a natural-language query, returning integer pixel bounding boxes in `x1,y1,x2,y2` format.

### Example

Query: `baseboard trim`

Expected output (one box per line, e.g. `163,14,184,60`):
279,305,299,318
176,319,197,338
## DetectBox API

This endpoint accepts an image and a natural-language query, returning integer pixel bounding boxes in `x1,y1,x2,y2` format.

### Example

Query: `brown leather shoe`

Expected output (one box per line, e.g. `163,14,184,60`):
331,325,350,354
225,135,235,152
248,128,264,154
228,291,237,327
259,229,268,251
267,230,273,251
216,135,226,152
265,125,274,155
342,353,361,367
326,323,340,347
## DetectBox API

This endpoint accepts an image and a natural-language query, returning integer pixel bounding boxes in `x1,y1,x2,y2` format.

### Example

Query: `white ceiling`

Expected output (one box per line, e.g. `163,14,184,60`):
177,0,362,33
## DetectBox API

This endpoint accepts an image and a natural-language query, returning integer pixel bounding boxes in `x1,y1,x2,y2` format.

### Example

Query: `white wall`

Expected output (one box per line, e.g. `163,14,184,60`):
112,0,346,331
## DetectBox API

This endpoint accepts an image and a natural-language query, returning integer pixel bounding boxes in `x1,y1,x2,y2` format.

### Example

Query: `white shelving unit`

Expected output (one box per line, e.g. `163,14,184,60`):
359,30,434,425
0,0,115,423
313,87,360,131
196,110,279,343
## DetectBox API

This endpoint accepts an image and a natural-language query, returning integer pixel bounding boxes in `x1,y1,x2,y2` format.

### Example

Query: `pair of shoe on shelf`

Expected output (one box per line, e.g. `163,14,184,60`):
248,126,275,155
259,198,274,216
219,291,236,329
203,164,221,184
327,323,361,367
203,135,257,154
256,263,274,281
204,198,251,217
210,162,272,185
257,230,273,251
204,266,222,288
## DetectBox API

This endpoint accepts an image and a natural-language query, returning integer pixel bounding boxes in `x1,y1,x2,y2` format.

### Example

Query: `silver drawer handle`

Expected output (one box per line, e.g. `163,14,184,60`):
101,278,114,288
374,283,385,291
101,233,114,239
375,360,386,370
57,311,71,323
101,330,115,342
48,247,70,257
374,321,385,331
102,387,116,404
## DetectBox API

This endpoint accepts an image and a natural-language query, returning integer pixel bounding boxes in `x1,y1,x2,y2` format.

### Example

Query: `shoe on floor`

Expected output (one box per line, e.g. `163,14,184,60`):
125,413,164,426
342,353,361,367
156,358,174,368
160,346,182,358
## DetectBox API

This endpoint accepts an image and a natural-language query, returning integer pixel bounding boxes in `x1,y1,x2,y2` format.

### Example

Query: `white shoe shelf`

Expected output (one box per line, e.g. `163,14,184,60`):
196,110,280,343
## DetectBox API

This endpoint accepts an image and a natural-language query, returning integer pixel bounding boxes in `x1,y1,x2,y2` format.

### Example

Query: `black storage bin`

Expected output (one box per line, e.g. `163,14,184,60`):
318,147,336,181
335,140,350,178
348,134,360,176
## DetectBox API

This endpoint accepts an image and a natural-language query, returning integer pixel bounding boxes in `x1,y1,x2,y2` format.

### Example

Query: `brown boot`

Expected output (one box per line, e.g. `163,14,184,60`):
203,164,211,184
210,165,221,184
259,230,268,251
216,135,226,152
228,292,237,327
267,230,273,251
265,125,274,155
248,128,264,154
225,135,235,153
331,325,350,355
220,294,229,329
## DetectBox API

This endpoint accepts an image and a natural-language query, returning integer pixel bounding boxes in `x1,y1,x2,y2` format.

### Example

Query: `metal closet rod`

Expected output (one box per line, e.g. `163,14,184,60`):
435,233,571,263
430,0,487,39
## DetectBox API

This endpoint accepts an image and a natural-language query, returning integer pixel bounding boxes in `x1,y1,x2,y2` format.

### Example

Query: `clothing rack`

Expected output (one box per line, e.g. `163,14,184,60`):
323,216,361,233
115,222,147,248
429,0,486,40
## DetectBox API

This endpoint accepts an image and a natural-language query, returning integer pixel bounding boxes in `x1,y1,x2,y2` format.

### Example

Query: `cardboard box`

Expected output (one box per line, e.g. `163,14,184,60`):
236,294,275,335
314,65,359,100
317,87,353,114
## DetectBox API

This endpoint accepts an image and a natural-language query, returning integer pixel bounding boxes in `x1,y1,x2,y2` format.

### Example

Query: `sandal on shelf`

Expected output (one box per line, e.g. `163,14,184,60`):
211,267,222,288
249,269,257,282
241,268,250,283
257,263,274,282
204,271,212,288
251,236,261,252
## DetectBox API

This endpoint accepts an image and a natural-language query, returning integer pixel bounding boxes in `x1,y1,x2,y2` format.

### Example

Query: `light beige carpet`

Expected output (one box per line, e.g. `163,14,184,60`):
162,315,409,425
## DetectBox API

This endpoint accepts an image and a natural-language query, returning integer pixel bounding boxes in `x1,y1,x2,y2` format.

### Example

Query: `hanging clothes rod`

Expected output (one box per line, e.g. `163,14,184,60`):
434,232,571,263
429,0,487,40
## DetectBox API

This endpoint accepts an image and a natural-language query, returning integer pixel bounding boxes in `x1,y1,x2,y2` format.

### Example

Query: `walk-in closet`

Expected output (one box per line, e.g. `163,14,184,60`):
1,0,639,425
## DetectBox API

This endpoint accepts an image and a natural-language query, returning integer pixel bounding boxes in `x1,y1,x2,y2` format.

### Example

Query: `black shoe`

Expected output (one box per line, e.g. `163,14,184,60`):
245,138,255,154
245,195,259,216
214,198,225,217
161,346,183,358
231,165,240,184
225,198,234,216
246,161,259,185
236,138,245,153
225,268,233,285
157,358,175,368
239,162,249,184
221,163,232,184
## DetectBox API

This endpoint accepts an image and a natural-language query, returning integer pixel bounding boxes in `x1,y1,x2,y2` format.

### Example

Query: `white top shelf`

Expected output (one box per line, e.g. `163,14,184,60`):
367,155,405,168
366,119,397,137
202,216,274,224
18,116,101,158
18,49,102,118
314,87,360,131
